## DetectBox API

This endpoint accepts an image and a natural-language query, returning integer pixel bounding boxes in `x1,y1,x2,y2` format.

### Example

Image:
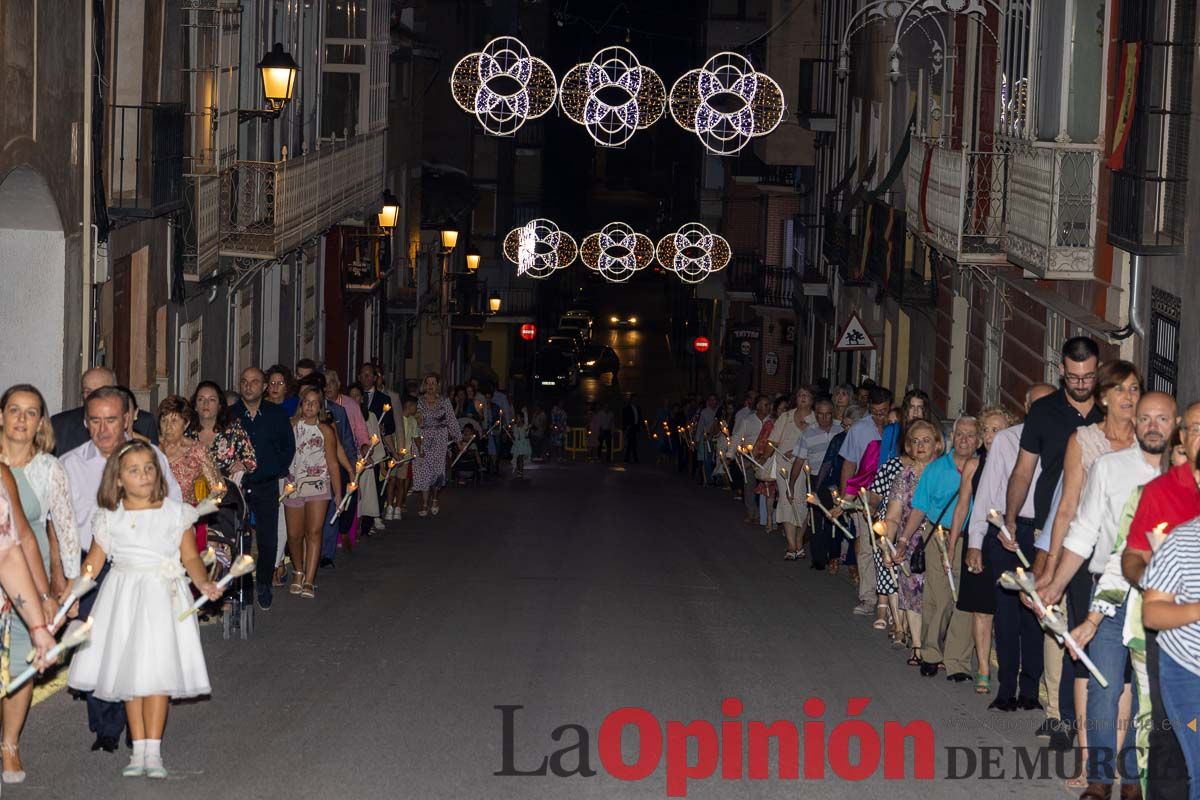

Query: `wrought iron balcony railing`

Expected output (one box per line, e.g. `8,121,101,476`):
726,255,761,295
756,267,794,309
905,138,1007,264
107,103,185,219
1006,141,1101,278
220,130,385,259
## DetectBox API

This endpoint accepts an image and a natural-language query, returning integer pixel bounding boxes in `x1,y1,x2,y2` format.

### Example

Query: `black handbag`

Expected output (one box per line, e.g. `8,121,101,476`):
910,494,956,575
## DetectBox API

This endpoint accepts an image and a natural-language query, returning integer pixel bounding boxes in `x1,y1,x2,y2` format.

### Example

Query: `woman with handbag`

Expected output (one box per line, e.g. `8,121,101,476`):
771,387,815,558
876,420,943,667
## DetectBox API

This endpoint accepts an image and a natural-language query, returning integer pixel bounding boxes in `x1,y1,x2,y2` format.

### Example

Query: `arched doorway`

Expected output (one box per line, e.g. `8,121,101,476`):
0,167,67,408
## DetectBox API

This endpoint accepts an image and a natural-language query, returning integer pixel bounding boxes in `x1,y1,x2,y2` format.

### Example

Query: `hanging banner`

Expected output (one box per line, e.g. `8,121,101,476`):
1108,43,1142,171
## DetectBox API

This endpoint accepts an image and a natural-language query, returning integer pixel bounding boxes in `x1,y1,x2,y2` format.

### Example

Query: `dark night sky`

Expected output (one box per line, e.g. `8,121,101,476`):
542,0,709,234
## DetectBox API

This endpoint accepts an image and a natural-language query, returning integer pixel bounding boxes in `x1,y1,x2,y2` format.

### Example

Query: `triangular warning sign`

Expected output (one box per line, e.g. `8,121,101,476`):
833,313,876,351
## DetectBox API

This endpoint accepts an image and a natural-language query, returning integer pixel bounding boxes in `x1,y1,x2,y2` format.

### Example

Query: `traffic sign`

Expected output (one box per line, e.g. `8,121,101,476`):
833,313,876,351
693,336,710,353
520,323,537,341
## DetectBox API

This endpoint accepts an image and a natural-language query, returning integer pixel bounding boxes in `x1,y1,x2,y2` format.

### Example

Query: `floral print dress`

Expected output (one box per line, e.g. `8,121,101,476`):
890,463,927,613
412,396,462,492
288,420,331,500
192,422,257,478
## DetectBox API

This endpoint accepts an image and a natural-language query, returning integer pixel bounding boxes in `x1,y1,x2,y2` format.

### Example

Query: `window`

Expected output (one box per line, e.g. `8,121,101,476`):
1108,0,1194,254
1148,287,1180,394
321,0,388,138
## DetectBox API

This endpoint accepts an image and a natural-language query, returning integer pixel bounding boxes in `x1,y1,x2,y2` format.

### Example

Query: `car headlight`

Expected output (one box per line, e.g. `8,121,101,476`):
557,375,566,379
585,360,596,366
609,315,619,323
628,316,638,324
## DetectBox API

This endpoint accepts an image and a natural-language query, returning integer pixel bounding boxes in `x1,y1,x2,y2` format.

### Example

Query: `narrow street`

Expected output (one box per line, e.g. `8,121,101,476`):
24,461,1065,799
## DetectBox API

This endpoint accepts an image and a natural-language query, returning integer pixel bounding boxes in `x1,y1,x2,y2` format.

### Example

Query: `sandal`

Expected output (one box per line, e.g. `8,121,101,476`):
872,603,889,629
289,575,304,595
2,743,25,784
784,551,797,561
418,507,428,518
828,559,840,576
1066,774,1088,792
974,674,991,694
431,500,440,516
300,582,315,599
907,652,921,666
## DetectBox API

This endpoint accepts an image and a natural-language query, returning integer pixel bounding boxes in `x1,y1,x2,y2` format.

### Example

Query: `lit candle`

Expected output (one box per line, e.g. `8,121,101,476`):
178,557,255,621
50,565,97,631
807,493,854,539
7,617,94,693
932,526,957,602
382,403,392,413
873,521,910,577
278,482,297,504
985,509,1030,568
1147,521,1168,552
369,433,381,447
1000,568,1108,688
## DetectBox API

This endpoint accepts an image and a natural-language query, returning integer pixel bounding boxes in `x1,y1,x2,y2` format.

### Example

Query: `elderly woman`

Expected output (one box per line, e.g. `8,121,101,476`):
948,405,1019,695
877,420,943,668
157,396,222,505
189,381,257,482
0,384,79,782
411,373,462,517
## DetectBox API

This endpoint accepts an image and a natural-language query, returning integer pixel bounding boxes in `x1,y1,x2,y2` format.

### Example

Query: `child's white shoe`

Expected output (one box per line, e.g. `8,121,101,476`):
145,761,168,779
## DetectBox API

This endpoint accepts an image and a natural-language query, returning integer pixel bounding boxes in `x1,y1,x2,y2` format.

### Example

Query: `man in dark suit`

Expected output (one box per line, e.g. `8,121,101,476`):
357,362,395,438
51,367,158,454
231,367,296,610
622,394,643,464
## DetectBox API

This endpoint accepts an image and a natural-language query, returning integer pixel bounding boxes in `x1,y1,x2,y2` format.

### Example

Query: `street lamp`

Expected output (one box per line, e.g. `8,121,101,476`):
441,229,459,252
238,43,300,122
465,246,481,272
377,190,400,228
488,292,502,314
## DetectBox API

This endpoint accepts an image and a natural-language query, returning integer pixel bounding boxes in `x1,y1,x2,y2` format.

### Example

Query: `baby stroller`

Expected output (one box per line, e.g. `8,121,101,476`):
453,419,485,485
200,481,254,640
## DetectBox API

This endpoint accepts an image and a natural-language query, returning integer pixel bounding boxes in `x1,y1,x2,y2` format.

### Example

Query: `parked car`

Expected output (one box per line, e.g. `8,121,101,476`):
533,348,578,390
546,332,584,353
579,344,620,378
558,314,592,339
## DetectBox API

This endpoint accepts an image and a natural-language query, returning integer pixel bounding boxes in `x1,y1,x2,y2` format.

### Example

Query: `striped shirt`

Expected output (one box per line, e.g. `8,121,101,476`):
1143,517,1200,678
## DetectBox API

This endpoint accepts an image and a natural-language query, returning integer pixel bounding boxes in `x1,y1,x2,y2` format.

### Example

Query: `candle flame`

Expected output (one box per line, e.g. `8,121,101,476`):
347,482,358,492
872,521,886,535
387,459,397,469
383,403,391,413
1016,566,1026,578
1154,522,1168,534
805,493,815,503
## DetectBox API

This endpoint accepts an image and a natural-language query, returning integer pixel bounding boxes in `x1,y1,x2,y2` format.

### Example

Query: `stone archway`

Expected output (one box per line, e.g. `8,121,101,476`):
0,167,67,408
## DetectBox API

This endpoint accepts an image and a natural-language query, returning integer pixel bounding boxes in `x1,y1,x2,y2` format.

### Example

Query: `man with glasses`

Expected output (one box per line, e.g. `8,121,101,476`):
231,367,296,610
997,337,1104,712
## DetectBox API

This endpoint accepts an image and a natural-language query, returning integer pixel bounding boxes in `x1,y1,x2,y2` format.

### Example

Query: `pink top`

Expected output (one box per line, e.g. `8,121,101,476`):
845,439,881,495
336,394,370,449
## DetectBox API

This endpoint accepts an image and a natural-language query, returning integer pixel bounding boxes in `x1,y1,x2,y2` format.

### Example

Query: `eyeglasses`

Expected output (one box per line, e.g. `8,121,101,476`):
1107,384,1140,395
268,380,287,387
1063,373,1097,386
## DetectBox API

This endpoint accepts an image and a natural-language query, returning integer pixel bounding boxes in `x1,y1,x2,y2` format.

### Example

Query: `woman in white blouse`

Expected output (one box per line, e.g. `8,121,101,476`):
0,384,80,782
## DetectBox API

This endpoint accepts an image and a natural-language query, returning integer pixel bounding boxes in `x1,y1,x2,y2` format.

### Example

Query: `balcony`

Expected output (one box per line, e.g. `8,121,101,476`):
726,255,761,297
755,267,795,310
182,174,220,278
1006,141,1101,278
220,130,385,259
107,103,185,219
796,58,836,133
905,138,1007,264
1109,170,1188,255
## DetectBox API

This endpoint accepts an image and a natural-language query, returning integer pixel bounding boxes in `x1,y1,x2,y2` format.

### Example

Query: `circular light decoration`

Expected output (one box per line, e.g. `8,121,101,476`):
580,222,656,283
669,52,786,155
655,223,732,285
450,37,557,136
559,46,666,147
502,218,578,279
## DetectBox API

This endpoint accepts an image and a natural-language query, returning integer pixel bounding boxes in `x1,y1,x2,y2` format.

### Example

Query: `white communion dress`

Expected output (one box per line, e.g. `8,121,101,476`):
68,498,212,702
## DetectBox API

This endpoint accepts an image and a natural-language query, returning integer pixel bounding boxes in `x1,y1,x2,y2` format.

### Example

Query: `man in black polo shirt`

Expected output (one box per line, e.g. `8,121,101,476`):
992,336,1103,711
232,367,296,610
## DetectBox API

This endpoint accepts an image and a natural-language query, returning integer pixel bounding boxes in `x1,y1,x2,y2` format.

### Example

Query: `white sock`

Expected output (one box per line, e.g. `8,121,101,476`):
144,739,162,763
128,739,147,768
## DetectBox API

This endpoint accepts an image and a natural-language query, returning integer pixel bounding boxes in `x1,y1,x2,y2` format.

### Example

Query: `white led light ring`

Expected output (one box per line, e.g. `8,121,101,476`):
559,46,666,148
669,52,785,155
451,37,557,136
502,218,577,279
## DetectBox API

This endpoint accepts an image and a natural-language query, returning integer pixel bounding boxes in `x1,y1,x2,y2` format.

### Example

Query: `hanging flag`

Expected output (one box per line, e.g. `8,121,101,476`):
866,106,919,203
1108,43,1142,171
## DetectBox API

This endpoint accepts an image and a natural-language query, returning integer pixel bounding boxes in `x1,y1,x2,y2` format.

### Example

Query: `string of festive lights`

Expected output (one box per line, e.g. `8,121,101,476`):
450,37,557,136
669,52,785,155
502,218,578,279
655,223,732,285
558,46,666,147
580,222,656,283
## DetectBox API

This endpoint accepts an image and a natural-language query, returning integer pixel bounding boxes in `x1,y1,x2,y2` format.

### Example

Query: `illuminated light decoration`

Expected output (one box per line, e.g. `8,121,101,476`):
579,222,655,284
669,51,785,155
450,37,557,136
559,46,666,148
655,223,731,285
502,218,578,279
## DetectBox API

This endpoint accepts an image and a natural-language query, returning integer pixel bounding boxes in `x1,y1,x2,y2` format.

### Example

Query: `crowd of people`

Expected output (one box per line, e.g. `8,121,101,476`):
656,337,1200,800
0,359,514,781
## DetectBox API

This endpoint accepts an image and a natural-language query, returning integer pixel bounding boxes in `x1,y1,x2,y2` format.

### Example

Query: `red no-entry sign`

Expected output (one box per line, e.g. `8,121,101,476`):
693,336,710,353
520,323,537,341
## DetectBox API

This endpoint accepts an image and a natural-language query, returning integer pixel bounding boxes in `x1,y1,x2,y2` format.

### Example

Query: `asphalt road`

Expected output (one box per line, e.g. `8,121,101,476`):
20,462,1069,799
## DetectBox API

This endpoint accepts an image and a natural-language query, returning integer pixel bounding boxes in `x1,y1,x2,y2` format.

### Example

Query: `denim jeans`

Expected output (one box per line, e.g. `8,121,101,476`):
1086,602,1138,785
1157,650,1200,800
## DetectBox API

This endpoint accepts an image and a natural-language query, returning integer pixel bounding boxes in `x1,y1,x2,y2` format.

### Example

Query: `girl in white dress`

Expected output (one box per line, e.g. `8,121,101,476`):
67,441,223,779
